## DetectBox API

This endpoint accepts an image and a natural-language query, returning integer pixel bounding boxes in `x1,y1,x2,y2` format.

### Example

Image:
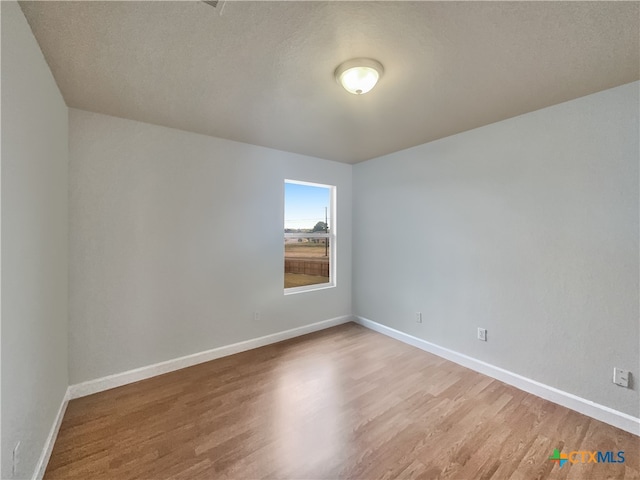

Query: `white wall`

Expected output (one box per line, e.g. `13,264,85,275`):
1,2,69,478
68,109,352,384
353,82,639,417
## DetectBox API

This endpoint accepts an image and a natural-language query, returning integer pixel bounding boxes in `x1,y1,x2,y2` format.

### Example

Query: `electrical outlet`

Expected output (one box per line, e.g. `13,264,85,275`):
253,311,260,322
416,312,422,323
12,441,20,477
613,368,630,388
477,328,487,341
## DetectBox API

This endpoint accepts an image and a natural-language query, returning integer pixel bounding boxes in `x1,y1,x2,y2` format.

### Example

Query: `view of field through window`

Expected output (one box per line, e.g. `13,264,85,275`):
284,181,333,290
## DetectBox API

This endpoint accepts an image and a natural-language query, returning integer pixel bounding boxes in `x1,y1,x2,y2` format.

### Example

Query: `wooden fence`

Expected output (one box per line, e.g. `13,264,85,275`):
284,257,329,277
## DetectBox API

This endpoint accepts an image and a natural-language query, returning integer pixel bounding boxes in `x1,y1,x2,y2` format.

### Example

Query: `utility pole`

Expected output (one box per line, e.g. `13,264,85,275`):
325,206,328,257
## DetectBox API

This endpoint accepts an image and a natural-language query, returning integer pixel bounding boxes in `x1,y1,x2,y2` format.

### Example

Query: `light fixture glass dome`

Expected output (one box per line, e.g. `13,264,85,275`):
335,58,384,95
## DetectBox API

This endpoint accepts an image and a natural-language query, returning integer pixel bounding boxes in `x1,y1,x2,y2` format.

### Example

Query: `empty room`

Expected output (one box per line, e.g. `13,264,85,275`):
2,1,639,479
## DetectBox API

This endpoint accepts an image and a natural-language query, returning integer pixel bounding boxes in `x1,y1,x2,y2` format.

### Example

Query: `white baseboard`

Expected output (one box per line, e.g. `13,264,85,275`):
32,389,70,480
355,316,640,436
68,315,353,400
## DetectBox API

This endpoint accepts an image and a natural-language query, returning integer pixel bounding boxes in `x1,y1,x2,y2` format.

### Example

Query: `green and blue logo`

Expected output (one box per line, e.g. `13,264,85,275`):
548,449,568,468
549,448,625,468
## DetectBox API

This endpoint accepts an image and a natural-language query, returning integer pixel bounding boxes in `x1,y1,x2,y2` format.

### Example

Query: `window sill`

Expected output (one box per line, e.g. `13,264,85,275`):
284,282,336,295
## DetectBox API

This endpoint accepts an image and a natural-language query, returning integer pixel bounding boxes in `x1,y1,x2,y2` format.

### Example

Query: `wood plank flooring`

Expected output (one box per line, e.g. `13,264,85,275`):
45,323,639,479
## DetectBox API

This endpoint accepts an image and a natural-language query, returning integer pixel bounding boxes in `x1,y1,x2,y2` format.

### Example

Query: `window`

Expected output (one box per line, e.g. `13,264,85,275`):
284,180,336,293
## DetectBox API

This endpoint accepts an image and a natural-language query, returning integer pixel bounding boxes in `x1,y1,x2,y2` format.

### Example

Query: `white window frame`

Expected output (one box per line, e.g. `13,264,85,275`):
284,179,336,295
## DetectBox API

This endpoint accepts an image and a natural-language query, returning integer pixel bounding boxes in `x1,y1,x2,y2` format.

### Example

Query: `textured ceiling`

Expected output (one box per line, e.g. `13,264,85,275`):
19,1,640,164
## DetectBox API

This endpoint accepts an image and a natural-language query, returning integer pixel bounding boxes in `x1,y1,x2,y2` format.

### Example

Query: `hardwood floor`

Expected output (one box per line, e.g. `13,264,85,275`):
45,323,639,479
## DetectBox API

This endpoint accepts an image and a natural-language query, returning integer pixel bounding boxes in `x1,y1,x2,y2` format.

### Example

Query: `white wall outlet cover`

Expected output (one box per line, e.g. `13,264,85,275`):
478,328,487,341
13,441,21,476
613,368,630,388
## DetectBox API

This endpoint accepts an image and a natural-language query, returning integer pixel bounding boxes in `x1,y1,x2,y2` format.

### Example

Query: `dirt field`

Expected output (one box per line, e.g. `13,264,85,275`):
284,243,328,258
284,273,330,289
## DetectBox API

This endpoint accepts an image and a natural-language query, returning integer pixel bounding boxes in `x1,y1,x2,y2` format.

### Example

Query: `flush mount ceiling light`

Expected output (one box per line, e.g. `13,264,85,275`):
335,58,384,95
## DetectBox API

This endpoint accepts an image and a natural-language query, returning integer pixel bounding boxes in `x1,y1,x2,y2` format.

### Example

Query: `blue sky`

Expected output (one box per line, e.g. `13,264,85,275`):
285,182,331,230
